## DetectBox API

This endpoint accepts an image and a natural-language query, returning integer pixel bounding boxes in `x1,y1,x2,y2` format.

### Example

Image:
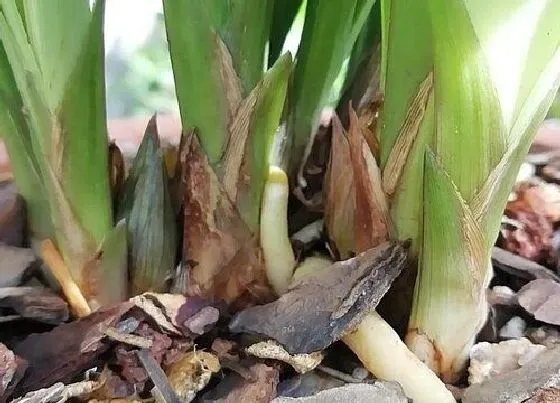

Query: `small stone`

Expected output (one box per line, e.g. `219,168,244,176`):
271,382,408,403
488,286,517,306
499,317,527,339
351,367,369,381
468,338,547,385
276,371,345,399
464,346,560,403
526,326,560,349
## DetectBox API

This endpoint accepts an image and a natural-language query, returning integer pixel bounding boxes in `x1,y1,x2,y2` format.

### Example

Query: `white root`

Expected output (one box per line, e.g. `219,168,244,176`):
343,312,456,403
292,255,455,403
260,165,297,295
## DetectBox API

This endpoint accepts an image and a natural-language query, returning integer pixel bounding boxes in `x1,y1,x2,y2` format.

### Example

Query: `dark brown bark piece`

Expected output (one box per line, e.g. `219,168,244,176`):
12,302,133,394
229,240,409,354
0,287,68,325
0,343,26,403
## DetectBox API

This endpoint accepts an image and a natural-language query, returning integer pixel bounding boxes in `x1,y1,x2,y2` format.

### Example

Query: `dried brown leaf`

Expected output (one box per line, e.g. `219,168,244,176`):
108,142,125,205
182,133,273,306
221,86,259,202
130,293,183,336
246,340,323,373
518,279,560,325
324,117,355,259
215,34,244,122
382,72,433,198
229,240,409,354
499,182,557,267
347,107,389,253
492,247,560,282
324,109,389,259
164,350,220,402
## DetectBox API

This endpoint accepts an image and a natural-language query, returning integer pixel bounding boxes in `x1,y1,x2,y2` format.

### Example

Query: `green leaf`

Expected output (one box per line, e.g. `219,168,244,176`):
240,53,293,230
379,0,432,167
342,1,382,98
288,0,376,175
22,0,90,111
216,0,274,93
60,0,112,245
162,0,230,163
409,150,488,382
0,41,52,240
268,0,303,67
96,219,128,305
428,0,507,203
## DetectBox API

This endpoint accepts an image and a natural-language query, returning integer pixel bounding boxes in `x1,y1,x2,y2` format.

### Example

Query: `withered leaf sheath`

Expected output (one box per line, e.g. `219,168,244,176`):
117,116,177,295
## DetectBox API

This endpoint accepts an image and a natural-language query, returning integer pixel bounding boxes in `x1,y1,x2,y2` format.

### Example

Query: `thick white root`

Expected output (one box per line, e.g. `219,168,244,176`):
343,312,456,403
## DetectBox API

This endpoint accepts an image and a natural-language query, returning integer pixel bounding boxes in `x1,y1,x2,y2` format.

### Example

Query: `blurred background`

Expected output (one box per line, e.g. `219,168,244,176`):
104,0,177,119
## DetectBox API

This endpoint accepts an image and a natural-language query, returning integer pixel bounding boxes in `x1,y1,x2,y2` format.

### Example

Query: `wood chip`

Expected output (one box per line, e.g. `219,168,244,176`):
491,247,560,282
13,302,133,394
229,241,408,354
103,327,152,349
0,286,68,325
518,279,560,325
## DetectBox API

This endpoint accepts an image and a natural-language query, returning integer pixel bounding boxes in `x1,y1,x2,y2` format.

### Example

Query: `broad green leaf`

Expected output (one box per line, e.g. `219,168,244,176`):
429,0,507,202
288,0,375,175
387,92,434,255
60,0,112,245
96,219,128,305
1,0,121,303
268,0,303,67
22,0,90,111
548,90,560,118
343,1,381,98
378,0,433,254
379,0,432,167
162,0,230,163
0,41,51,240
215,0,274,93
409,150,488,382
240,53,293,230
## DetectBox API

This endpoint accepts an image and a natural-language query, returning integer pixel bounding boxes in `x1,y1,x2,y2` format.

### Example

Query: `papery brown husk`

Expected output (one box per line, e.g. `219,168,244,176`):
182,132,274,308
324,106,389,260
